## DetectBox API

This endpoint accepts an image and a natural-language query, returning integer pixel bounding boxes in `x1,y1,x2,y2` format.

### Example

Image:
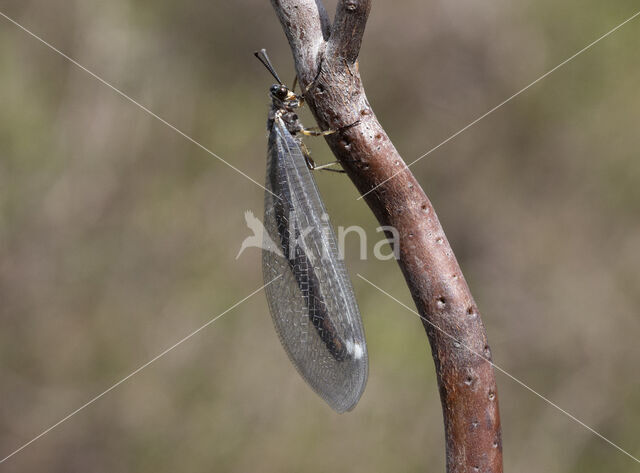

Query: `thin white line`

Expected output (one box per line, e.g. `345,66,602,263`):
0,10,280,200
0,275,280,465
356,273,640,465
358,10,640,200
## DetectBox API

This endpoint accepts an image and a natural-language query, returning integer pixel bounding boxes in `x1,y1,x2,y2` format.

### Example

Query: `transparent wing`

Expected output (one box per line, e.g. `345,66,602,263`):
262,117,368,413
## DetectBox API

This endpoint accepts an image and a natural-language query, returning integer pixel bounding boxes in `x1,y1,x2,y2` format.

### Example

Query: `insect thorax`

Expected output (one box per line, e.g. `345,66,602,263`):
268,101,303,136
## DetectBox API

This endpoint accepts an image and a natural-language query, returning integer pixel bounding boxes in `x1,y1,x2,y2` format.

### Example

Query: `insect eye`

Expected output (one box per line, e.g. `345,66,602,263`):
276,86,289,99
269,84,290,100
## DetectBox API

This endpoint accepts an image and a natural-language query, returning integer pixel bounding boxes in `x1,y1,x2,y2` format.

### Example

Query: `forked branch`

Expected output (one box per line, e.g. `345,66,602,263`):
269,1,503,471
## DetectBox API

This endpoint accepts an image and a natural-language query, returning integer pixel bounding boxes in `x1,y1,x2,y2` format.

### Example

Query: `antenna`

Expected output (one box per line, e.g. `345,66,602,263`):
254,49,283,85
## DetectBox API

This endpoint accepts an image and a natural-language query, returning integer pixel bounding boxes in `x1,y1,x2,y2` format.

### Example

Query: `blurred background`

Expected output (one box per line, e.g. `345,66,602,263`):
1,0,639,471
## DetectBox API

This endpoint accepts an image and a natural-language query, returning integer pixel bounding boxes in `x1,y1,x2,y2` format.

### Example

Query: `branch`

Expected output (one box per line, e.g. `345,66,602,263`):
270,1,503,471
327,0,371,63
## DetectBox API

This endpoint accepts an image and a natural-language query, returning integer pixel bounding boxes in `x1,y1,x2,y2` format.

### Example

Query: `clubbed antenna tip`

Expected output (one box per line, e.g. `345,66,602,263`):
254,48,283,85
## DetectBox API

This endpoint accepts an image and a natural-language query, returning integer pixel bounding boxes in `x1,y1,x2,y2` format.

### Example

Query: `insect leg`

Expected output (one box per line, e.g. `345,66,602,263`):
299,141,317,170
289,55,323,107
312,161,346,173
340,119,361,131
301,53,325,98
301,127,336,137
300,118,362,137
299,142,346,173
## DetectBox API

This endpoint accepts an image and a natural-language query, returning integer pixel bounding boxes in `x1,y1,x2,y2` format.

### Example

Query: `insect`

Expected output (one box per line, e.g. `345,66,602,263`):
255,49,368,413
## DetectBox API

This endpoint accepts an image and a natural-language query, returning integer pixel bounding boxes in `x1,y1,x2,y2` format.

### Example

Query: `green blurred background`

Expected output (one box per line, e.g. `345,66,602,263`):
1,1,639,471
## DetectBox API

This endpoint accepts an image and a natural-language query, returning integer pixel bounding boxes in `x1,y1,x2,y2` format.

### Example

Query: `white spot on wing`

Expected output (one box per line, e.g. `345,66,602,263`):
346,340,365,360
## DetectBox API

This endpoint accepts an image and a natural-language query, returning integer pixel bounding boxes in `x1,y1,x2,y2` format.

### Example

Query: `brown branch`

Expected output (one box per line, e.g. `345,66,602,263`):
269,1,503,471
